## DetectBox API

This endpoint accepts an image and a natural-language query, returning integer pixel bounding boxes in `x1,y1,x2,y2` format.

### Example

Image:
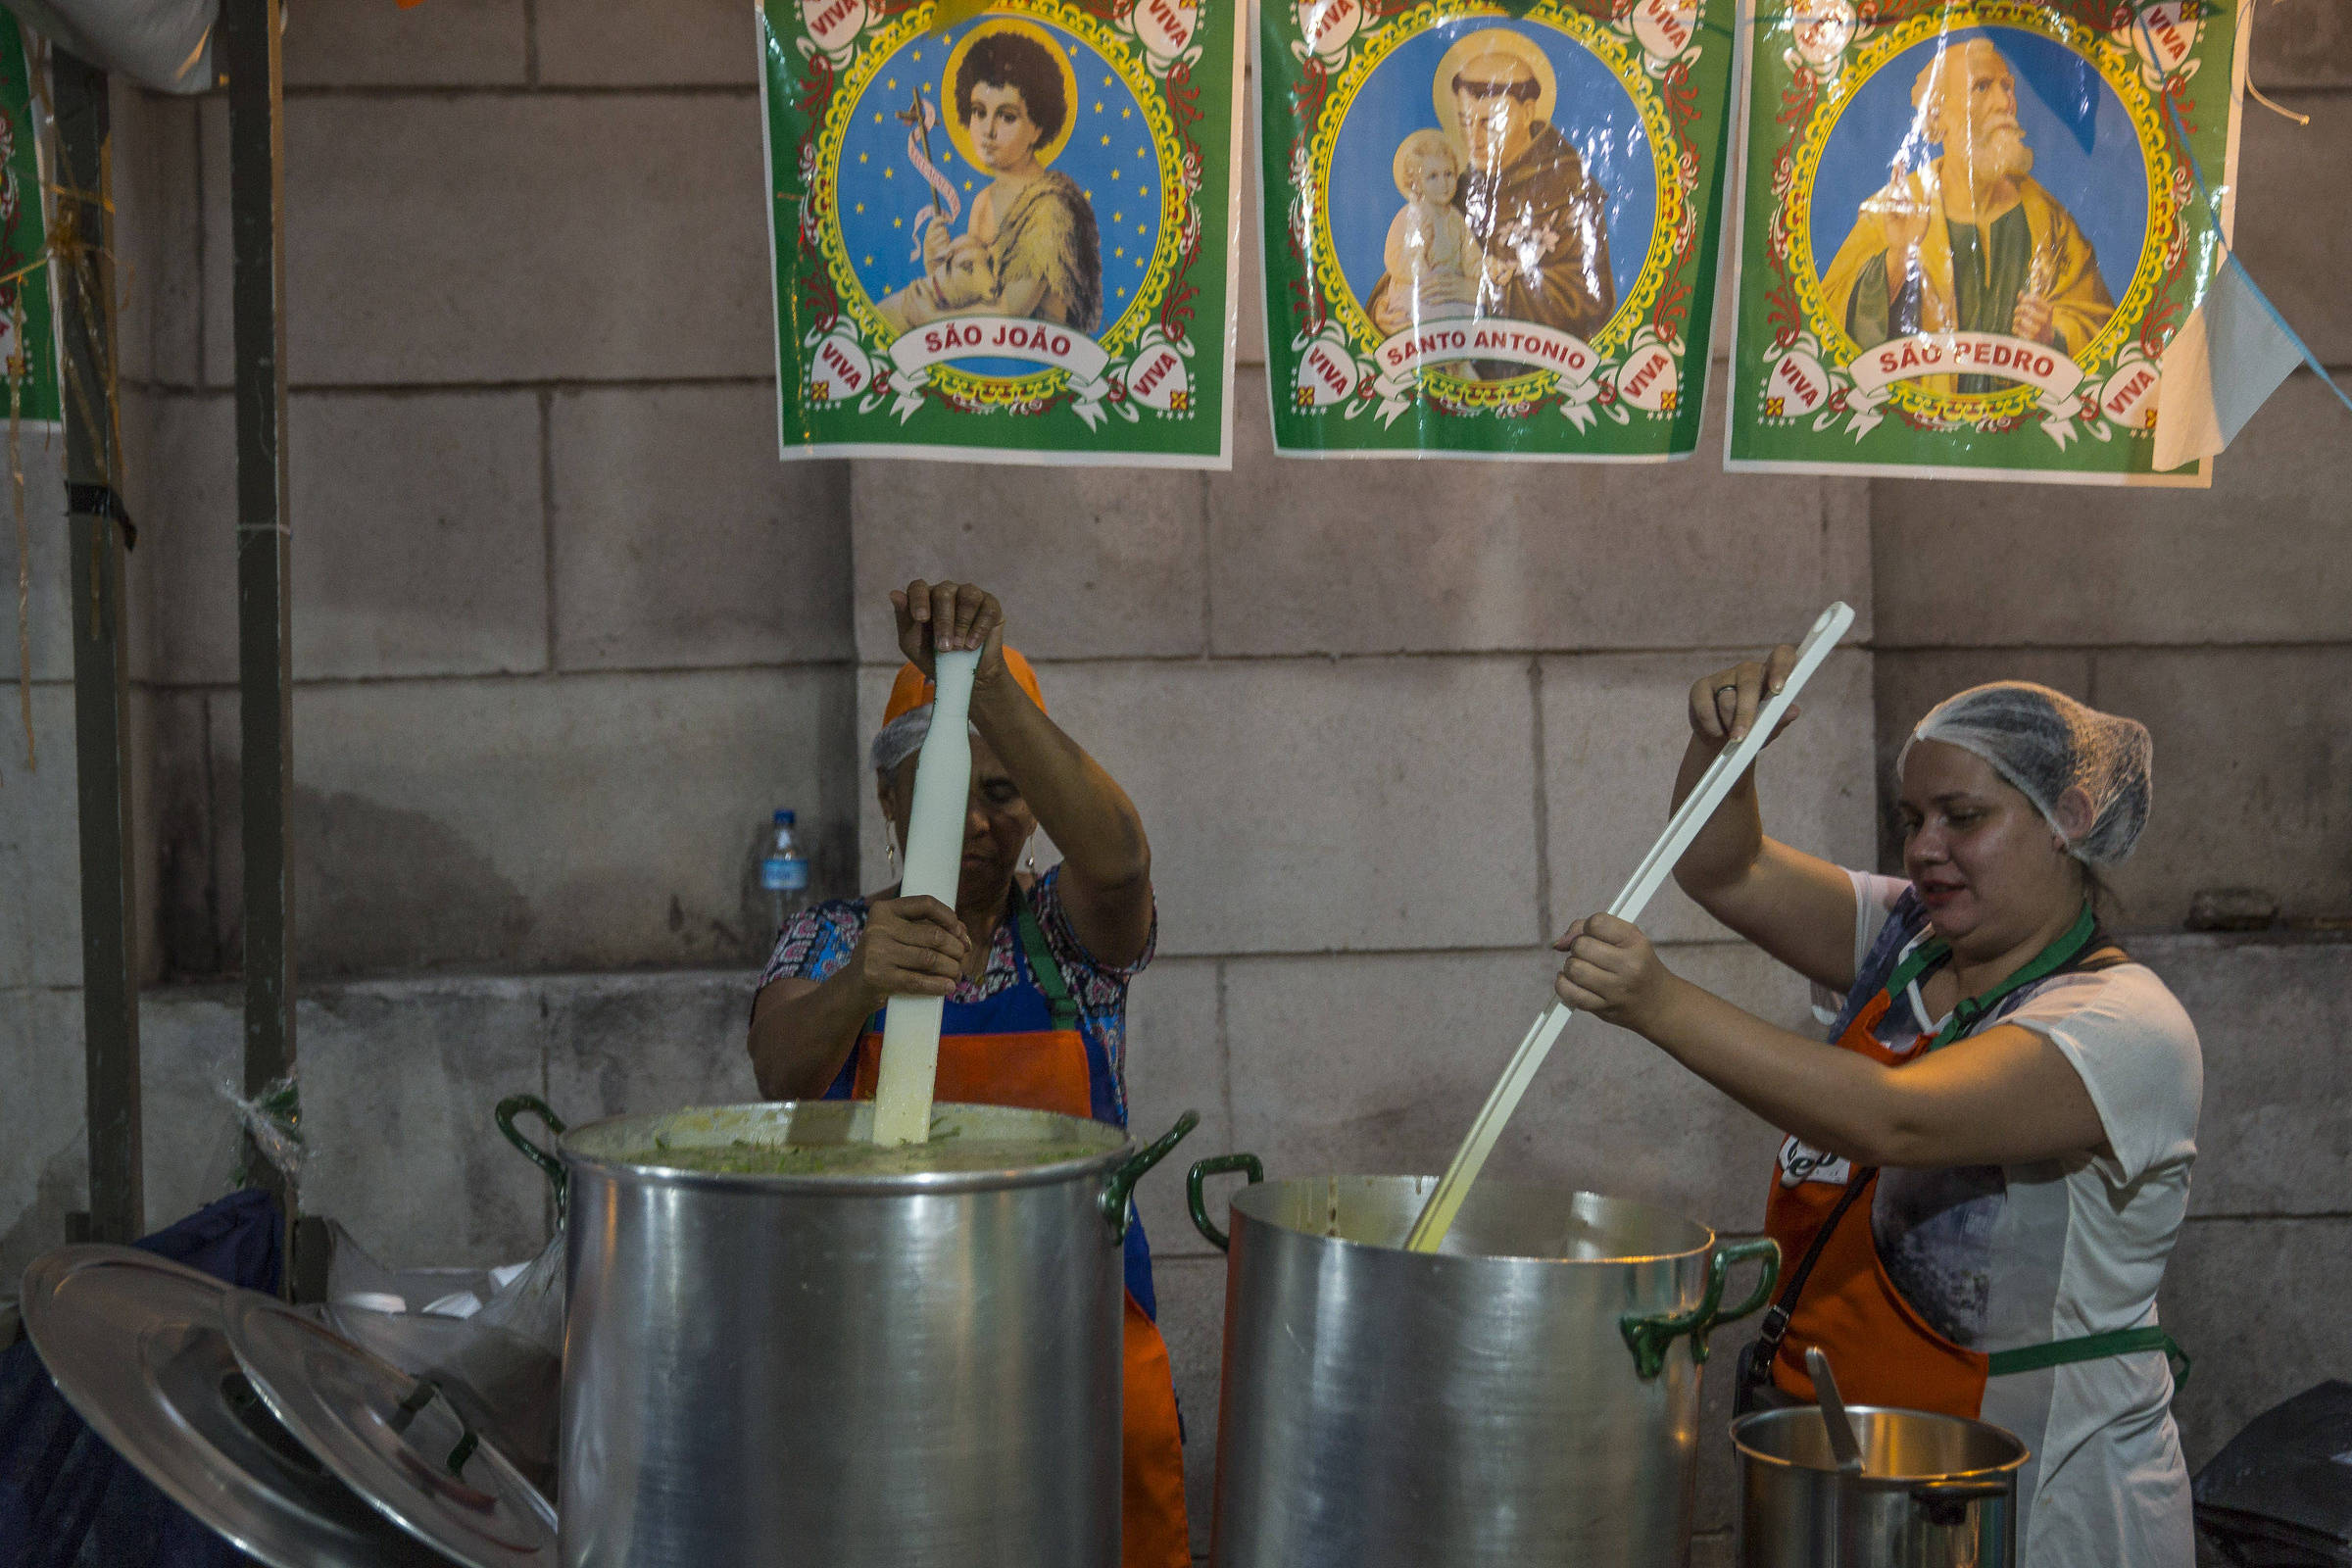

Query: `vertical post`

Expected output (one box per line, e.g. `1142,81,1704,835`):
222,0,296,1273
53,50,140,1247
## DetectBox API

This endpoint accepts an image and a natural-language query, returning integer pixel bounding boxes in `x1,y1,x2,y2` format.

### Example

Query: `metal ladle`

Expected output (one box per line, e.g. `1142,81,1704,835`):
1806,1347,1866,1475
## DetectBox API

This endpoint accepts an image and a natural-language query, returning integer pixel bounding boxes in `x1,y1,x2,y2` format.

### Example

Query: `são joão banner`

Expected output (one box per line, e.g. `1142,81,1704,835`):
1726,0,2247,485
1260,0,1737,460
759,0,1246,466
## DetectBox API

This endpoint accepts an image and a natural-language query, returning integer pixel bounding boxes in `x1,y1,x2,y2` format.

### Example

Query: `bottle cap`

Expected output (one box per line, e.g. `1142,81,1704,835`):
773,808,796,825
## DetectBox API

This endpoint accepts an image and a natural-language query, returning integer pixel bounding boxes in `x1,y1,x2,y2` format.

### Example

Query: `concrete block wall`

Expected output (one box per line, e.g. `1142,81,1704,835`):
8,0,859,1288
120,0,861,980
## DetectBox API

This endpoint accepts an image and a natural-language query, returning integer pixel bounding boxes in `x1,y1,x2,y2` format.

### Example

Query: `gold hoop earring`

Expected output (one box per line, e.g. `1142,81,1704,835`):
885,831,898,872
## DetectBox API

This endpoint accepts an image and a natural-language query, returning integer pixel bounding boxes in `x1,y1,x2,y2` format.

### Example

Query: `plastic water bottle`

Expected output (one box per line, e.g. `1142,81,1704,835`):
757,809,812,934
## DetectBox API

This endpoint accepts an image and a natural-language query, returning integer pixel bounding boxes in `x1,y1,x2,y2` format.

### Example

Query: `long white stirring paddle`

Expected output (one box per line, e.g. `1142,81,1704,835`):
870,648,983,1146
1402,602,1856,1251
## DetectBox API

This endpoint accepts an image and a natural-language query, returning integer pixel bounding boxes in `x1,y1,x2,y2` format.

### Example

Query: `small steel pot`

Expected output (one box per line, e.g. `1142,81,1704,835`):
1733,1402,2030,1567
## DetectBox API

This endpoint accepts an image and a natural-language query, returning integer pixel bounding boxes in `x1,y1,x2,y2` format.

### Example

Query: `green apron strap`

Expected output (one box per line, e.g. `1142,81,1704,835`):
1986,1325,2190,1388
1013,890,1080,1033
1885,904,2099,1054
1882,934,1953,1007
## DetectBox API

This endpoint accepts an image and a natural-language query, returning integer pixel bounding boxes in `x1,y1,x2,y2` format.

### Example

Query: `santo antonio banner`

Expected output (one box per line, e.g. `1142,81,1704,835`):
1260,0,1739,460
760,0,1246,466
1725,0,2249,485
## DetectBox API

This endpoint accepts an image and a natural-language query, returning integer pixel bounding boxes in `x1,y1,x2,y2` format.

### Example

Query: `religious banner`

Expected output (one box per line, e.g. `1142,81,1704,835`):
1259,0,1737,460
2,20,57,427
1725,0,2249,485
759,0,1246,466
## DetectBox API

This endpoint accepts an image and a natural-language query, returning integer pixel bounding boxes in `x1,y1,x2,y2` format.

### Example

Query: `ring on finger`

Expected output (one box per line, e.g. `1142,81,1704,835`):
1715,684,1740,697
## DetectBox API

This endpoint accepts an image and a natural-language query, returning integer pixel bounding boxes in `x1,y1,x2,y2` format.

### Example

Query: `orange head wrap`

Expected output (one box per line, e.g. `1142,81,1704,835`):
881,647,1045,724
872,649,1046,774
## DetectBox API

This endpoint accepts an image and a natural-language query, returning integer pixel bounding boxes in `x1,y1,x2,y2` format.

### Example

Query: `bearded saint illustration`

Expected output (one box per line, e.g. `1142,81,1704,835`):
1818,34,2116,395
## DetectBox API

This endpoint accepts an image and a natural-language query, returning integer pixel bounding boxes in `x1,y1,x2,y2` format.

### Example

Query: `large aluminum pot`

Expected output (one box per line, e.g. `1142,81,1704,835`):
1186,1160,1779,1568
556,1100,1194,1568
1733,1403,2028,1567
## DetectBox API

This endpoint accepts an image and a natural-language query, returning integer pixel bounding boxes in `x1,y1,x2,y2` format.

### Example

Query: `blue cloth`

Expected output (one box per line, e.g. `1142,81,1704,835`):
1,1189,283,1568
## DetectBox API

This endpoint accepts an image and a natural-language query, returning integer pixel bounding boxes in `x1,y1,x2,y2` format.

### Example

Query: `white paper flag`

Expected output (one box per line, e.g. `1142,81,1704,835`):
2153,255,2313,472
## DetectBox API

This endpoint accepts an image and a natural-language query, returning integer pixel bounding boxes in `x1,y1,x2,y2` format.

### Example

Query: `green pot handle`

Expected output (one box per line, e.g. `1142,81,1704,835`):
495,1094,569,1225
1100,1110,1200,1241
1706,1238,1783,1334
1619,1237,1782,1381
1185,1152,1264,1251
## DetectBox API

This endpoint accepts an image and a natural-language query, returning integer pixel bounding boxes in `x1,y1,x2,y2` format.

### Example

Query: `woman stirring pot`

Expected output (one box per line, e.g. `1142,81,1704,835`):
748,580,1187,1568
1552,663,2198,1566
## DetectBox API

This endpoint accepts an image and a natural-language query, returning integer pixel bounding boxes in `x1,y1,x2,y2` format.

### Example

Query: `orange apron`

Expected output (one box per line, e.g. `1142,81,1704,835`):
841,893,1191,1568
1759,907,2179,1416
1763,981,1995,1415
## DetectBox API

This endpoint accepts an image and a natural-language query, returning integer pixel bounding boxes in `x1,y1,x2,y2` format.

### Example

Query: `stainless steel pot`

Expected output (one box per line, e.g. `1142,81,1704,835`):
553,1100,1194,1568
1732,1403,2028,1567
1186,1160,1779,1568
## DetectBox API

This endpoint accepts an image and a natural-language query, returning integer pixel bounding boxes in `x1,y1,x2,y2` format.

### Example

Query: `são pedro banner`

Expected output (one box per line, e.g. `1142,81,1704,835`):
1262,0,1738,459
1726,0,2248,485
760,0,1245,466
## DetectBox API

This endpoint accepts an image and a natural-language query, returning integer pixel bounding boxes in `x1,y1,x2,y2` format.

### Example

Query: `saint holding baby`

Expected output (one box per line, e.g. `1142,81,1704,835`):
1366,27,1617,355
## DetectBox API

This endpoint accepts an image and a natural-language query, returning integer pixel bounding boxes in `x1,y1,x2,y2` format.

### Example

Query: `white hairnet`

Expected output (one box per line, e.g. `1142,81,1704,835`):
1898,682,2153,865
869,706,982,778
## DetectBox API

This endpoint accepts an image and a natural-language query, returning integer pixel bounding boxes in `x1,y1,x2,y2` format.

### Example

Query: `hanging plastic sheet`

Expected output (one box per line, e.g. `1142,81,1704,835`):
0,0,215,94
758,0,1247,466
1724,0,2252,485
1260,0,1739,458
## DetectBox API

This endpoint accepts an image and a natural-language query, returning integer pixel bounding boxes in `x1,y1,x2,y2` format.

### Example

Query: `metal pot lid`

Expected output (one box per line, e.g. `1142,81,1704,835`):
18,1245,455,1568
222,1290,558,1568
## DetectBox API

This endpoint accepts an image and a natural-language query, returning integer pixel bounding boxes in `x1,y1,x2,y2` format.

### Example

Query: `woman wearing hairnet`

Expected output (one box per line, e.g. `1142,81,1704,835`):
1554,652,2198,1566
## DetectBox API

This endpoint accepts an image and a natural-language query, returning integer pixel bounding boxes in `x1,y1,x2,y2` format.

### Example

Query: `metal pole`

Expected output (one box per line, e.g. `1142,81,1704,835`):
222,0,296,1277
53,49,140,1247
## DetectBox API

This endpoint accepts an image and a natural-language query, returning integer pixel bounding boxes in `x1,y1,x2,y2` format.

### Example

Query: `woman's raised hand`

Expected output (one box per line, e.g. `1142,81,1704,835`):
851,895,971,1002
1688,644,1802,752
892,579,1007,687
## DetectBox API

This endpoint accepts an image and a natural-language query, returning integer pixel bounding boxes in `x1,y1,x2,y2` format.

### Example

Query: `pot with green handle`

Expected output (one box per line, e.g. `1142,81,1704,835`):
555,1101,1196,1568
1185,1159,1778,1568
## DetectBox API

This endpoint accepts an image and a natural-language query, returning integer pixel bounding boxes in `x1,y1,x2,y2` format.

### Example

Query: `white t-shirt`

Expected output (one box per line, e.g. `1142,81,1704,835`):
1843,872,2203,1568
